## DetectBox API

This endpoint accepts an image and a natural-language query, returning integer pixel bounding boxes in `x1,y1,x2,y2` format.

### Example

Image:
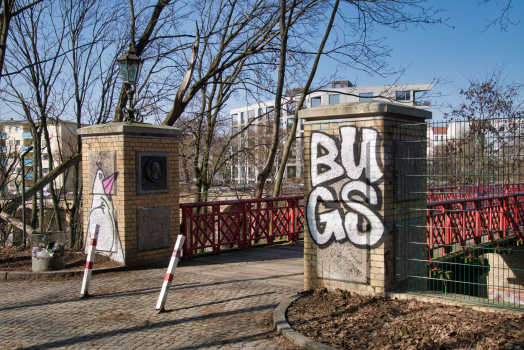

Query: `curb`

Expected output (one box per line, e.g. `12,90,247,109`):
0,266,127,281
274,294,339,350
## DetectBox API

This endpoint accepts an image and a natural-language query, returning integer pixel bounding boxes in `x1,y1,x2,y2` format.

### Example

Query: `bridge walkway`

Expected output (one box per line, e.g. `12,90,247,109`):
177,240,305,290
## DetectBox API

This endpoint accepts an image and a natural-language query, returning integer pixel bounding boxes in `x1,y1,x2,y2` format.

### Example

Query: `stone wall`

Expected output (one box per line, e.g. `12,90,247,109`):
79,123,181,268
482,246,524,305
299,102,430,294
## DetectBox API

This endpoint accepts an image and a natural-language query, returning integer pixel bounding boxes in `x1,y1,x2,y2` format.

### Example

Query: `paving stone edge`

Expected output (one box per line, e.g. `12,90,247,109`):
274,294,339,350
0,266,127,281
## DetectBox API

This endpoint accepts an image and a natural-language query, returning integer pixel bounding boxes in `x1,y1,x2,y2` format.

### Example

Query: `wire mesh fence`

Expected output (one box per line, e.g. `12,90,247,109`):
394,118,524,308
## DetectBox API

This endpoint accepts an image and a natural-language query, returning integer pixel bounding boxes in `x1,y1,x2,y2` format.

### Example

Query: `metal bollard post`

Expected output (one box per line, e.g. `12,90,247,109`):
156,235,185,312
80,224,99,298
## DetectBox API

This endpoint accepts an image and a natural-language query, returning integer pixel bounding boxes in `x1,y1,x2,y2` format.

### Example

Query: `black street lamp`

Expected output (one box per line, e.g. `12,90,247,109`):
116,44,143,122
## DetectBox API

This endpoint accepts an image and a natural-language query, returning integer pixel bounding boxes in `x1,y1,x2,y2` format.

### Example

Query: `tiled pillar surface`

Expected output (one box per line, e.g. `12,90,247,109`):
78,122,182,268
298,102,431,294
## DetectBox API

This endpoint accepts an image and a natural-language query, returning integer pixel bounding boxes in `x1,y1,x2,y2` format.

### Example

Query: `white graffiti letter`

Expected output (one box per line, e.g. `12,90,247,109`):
307,187,345,245
310,132,344,187
340,127,383,183
340,181,384,246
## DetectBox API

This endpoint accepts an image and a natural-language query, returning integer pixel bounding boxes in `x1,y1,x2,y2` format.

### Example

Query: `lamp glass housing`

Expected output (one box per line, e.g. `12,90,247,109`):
116,48,142,84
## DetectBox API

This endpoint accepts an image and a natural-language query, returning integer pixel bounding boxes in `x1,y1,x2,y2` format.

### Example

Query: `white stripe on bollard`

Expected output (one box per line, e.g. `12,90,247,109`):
156,235,185,312
80,224,99,298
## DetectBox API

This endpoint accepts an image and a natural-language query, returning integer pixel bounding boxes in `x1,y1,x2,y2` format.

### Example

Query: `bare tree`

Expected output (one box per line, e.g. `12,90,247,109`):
0,0,44,85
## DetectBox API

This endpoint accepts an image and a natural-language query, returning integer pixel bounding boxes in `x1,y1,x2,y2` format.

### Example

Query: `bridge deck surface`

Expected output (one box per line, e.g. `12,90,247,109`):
178,240,305,289
0,241,305,349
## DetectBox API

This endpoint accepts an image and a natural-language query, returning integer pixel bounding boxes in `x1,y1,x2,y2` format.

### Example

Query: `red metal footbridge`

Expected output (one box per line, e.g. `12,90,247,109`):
426,183,524,264
180,196,304,259
180,183,524,261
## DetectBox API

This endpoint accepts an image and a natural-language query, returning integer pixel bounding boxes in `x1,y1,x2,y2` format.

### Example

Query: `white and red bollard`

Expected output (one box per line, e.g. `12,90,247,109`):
156,235,185,312
80,224,99,298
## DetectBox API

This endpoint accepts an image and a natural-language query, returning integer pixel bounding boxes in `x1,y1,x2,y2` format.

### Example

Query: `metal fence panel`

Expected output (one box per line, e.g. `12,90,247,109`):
394,119,524,308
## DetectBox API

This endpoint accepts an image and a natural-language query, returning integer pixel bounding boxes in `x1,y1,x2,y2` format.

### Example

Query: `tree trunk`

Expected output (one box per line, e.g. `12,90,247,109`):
273,0,340,197
41,118,62,231
254,0,291,198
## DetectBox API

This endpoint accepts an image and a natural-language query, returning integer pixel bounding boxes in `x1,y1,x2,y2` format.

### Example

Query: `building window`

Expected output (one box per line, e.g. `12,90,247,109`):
334,83,341,88
301,120,304,131
232,127,238,134
16,167,20,173
43,168,49,174
247,110,255,122
9,127,12,132
287,119,293,129
441,136,444,140
15,127,19,132
287,166,296,178
9,140,13,146
258,108,263,116
396,91,411,101
240,112,245,124
286,102,296,115
311,96,321,107
231,114,238,125
329,94,340,105
43,154,48,160
359,92,373,102
15,140,20,146
434,136,438,141
233,167,238,177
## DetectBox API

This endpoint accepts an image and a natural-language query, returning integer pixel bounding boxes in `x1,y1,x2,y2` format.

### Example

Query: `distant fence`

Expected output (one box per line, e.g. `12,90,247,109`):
180,196,304,259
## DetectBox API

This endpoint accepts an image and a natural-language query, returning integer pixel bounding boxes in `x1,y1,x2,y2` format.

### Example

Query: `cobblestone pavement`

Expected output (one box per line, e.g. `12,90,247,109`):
0,245,304,350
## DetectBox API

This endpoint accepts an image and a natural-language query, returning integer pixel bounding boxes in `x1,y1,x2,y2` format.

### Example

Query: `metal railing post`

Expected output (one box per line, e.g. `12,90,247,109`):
21,146,33,247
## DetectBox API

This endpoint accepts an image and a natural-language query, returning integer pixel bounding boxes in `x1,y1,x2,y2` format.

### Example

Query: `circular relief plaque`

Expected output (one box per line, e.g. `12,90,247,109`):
147,160,163,182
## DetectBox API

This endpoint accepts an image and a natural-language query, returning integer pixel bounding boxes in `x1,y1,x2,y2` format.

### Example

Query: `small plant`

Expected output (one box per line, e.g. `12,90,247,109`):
51,243,65,257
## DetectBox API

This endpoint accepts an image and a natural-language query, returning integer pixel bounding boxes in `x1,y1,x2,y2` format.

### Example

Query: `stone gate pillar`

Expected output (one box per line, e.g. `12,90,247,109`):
299,102,431,294
78,122,182,268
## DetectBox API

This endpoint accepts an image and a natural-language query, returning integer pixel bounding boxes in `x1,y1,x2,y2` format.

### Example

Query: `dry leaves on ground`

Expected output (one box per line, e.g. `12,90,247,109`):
0,245,123,271
287,288,524,350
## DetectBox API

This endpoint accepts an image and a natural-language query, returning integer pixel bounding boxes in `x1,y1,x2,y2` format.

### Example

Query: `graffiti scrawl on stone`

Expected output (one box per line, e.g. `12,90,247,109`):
307,126,385,247
85,155,123,263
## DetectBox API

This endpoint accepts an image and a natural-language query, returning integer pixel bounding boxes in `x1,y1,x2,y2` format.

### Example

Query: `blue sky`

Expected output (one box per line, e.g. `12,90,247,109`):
229,1,523,121
325,0,524,121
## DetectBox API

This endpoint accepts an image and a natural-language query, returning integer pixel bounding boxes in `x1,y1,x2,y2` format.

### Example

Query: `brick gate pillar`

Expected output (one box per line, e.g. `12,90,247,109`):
78,122,182,268
299,102,431,294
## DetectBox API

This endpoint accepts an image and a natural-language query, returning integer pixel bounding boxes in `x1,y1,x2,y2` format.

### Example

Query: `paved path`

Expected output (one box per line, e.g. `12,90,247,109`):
178,241,304,289
0,241,304,350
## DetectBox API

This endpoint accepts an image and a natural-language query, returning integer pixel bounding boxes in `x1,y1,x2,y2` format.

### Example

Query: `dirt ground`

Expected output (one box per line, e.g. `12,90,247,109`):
0,245,123,271
287,288,524,350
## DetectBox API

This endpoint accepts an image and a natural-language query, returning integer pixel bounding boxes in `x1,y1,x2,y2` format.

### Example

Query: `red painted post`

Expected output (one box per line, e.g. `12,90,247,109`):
156,235,185,312
444,203,451,254
181,206,189,259
80,224,99,298
212,204,221,253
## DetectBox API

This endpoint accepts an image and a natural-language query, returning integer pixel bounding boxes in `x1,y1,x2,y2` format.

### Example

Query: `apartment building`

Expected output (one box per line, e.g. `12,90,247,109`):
229,81,433,183
0,118,79,193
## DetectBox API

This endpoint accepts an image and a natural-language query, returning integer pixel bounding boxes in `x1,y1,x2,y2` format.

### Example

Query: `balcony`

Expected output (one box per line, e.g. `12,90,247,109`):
22,132,32,139
24,160,33,166
22,146,33,152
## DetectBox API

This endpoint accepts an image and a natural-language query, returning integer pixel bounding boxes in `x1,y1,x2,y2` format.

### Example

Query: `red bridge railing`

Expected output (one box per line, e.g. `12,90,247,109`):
180,185,524,262
428,182,524,201
180,196,304,259
427,191,524,264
